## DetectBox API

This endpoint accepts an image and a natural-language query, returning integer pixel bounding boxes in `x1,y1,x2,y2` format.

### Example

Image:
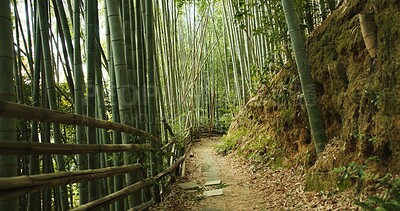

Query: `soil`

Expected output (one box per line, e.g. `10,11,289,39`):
151,137,359,210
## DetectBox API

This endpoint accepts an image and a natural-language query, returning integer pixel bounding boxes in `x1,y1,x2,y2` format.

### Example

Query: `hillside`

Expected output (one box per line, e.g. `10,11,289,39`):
219,0,400,206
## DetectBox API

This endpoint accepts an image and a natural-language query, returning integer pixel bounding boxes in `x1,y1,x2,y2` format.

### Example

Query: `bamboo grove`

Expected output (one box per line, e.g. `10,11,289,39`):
0,0,339,210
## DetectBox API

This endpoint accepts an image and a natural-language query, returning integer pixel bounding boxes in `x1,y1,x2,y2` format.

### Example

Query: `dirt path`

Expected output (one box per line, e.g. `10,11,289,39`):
185,137,267,210
152,137,358,210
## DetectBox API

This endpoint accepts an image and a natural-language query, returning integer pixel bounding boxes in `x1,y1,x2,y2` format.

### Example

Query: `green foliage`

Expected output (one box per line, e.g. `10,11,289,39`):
311,158,400,209
107,152,124,164
349,131,380,145
250,64,271,89
364,87,382,110
215,127,248,155
232,0,252,31
332,162,368,190
331,157,380,190
215,113,232,131
357,176,400,210
305,157,381,192
350,132,366,142
216,124,285,168
174,0,186,9
214,182,229,189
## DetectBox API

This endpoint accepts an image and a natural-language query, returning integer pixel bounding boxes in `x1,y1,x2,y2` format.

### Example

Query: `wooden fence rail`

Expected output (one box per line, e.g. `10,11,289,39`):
0,100,187,210
0,100,158,142
0,164,143,199
71,156,186,211
0,141,153,155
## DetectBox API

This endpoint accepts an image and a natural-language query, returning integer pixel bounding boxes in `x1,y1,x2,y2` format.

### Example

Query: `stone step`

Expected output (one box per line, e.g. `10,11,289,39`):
200,207,224,211
203,189,223,197
177,182,200,190
205,179,221,186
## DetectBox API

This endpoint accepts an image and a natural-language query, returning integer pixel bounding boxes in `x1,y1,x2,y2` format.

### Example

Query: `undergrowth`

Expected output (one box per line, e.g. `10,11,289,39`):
215,126,285,168
214,127,248,156
305,156,400,210
357,176,400,210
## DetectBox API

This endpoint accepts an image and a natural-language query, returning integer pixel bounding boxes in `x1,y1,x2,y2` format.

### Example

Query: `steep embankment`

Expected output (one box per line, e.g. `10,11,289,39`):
221,0,399,193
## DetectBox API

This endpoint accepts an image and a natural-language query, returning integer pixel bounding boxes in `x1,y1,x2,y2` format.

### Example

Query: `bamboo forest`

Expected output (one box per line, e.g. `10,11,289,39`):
0,0,399,210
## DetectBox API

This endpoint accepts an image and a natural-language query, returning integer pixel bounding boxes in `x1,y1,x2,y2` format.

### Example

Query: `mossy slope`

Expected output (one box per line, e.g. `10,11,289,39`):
221,0,400,181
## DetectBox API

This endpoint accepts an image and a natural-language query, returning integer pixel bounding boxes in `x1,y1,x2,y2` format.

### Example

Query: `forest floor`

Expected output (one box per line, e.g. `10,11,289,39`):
151,137,360,210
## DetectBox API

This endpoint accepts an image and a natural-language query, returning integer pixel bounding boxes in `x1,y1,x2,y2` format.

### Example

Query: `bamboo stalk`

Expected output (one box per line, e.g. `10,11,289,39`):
0,141,153,155
0,164,143,199
0,0,18,210
0,100,158,142
160,139,177,151
73,0,89,204
282,0,328,154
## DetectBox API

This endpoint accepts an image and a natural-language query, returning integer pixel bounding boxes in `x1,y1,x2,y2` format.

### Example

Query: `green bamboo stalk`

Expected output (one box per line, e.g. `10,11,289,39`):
24,0,34,74
95,50,115,210
282,0,328,155
154,0,170,122
104,3,124,209
37,0,70,209
85,0,99,202
135,0,147,135
122,0,136,129
55,0,74,67
13,4,29,209
28,14,42,210
171,1,179,121
53,0,75,99
0,1,18,210
38,56,52,211
41,122,53,211
145,0,162,202
105,0,142,207
319,0,327,19
223,0,241,106
73,0,89,205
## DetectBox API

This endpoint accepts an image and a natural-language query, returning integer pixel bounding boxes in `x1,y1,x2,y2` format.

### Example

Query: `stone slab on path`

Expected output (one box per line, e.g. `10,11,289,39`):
206,165,221,181
203,189,223,197
204,154,221,182
205,179,221,186
177,182,200,190
199,207,224,211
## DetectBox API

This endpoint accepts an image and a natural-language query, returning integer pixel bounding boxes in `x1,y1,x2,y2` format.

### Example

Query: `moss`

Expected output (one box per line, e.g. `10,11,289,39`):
240,132,284,168
304,172,339,191
215,127,249,155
